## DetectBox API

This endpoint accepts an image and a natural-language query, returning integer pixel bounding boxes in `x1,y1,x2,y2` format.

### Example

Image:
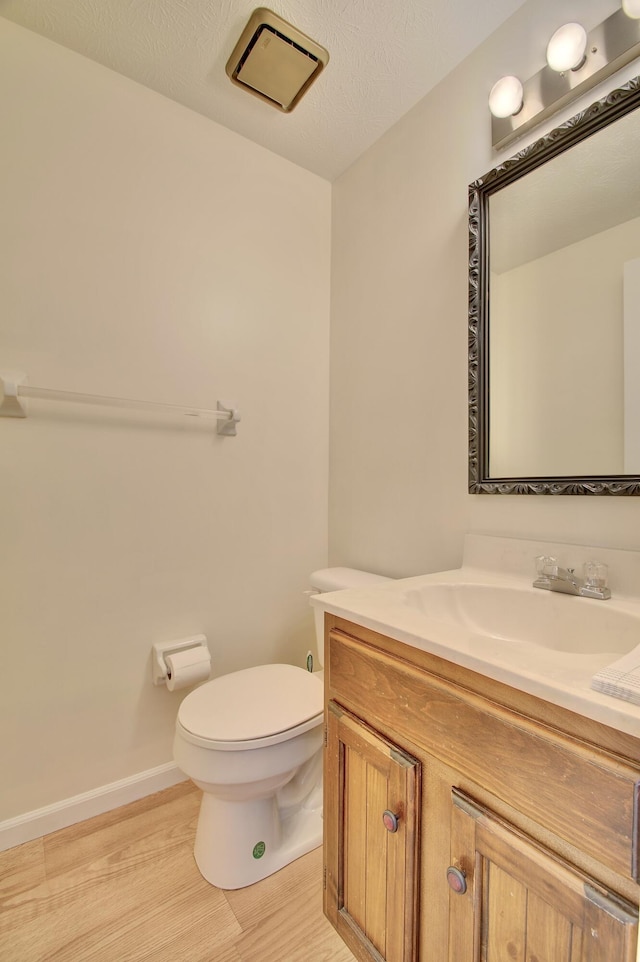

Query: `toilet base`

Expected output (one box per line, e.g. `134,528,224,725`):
193,789,323,889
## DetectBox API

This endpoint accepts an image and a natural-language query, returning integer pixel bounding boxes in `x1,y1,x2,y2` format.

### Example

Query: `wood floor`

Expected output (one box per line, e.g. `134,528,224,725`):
0,782,356,961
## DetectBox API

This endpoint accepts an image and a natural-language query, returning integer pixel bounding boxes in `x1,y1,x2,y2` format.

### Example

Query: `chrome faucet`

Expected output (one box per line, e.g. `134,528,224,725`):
533,556,611,600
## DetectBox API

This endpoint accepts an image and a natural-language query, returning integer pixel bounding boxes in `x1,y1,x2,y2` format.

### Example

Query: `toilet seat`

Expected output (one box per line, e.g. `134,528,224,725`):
177,663,323,751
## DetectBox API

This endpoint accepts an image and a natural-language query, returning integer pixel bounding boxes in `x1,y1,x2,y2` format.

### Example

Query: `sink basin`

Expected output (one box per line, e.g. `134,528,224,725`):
402,583,640,655
312,536,640,736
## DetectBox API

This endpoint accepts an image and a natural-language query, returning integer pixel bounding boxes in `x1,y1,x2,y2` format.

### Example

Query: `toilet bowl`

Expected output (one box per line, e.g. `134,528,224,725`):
173,567,391,889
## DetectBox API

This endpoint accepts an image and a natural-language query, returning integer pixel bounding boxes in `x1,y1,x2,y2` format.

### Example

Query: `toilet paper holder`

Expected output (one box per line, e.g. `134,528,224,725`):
152,634,209,686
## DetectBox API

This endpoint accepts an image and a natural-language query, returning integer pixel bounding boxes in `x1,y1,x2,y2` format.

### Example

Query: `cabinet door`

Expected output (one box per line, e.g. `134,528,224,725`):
324,701,421,962
448,789,638,962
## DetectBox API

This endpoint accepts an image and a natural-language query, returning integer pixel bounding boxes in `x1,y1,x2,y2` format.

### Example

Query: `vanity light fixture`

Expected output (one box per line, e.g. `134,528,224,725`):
488,75,523,118
489,2,640,147
546,22,588,72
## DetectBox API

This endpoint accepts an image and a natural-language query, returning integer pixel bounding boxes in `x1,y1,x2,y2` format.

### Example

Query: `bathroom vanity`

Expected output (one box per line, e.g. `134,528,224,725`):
317,537,640,962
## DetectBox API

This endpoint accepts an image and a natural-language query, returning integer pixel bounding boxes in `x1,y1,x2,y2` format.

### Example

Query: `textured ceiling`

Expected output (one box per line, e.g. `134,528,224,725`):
0,0,527,180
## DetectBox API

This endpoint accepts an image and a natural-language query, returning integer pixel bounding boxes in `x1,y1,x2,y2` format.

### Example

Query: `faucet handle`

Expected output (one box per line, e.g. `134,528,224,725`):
583,560,608,590
535,555,558,578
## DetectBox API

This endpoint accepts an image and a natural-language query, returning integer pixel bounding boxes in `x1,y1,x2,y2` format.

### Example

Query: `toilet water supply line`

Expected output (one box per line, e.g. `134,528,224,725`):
0,372,240,435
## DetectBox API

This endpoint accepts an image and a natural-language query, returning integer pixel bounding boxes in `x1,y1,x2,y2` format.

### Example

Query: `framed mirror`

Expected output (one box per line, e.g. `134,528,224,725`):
469,75,640,495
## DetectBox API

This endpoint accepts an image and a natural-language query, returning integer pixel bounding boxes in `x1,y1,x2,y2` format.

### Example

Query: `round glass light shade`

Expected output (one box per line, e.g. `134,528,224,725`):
488,75,524,118
546,22,588,71
622,0,640,18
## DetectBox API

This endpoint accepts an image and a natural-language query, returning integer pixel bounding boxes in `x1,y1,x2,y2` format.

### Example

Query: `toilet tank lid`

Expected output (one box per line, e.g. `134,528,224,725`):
310,566,392,592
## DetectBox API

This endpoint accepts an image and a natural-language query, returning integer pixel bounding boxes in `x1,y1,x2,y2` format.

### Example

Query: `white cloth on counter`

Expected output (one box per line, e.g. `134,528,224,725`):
591,645,640,706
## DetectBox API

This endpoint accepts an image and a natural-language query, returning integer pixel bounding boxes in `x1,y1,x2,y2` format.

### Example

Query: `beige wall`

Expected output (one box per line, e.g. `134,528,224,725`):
4,0,640,825
0,21,330,819
330,0,640,578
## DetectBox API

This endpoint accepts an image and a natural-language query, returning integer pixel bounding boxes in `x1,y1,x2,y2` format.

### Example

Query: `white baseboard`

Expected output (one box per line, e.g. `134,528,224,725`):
0,762,188,853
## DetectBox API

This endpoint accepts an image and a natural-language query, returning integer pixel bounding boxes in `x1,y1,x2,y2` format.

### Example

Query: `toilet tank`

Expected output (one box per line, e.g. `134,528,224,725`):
309,567,392,667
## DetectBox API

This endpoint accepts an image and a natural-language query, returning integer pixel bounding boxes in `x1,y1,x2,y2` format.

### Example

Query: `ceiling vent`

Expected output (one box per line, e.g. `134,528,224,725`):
225,8,329,112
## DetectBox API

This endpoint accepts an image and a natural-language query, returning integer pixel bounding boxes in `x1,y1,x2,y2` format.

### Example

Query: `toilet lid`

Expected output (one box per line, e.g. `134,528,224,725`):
177,664,323,743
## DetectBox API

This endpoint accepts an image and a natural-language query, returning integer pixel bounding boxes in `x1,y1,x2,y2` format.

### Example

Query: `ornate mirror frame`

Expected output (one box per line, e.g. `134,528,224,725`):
469,75,640,495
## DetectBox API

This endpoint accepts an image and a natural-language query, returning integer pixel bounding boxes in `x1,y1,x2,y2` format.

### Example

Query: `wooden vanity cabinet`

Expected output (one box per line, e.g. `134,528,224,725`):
324,704,421,962
449,790,637,962
323,616,640,962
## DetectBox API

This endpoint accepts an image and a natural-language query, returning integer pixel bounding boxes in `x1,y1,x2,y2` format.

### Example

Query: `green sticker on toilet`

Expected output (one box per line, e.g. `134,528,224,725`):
252,841,266,859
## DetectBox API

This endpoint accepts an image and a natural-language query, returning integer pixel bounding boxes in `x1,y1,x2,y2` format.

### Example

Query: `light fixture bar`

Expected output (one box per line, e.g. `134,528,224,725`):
492,7,640,150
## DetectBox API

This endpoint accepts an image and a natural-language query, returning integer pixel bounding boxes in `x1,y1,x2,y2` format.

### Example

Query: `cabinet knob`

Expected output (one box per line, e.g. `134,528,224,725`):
382,810,400,833
446,866,467,894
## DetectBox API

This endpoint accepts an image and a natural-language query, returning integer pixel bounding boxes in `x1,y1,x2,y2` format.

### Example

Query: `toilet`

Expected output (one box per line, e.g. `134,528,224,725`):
173,566,391,889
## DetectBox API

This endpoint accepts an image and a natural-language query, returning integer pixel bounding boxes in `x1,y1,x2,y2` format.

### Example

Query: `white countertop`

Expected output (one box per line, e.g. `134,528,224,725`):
312,535,640,740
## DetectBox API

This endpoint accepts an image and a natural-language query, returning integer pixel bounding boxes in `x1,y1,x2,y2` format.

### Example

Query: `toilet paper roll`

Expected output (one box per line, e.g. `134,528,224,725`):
165,647,211,691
